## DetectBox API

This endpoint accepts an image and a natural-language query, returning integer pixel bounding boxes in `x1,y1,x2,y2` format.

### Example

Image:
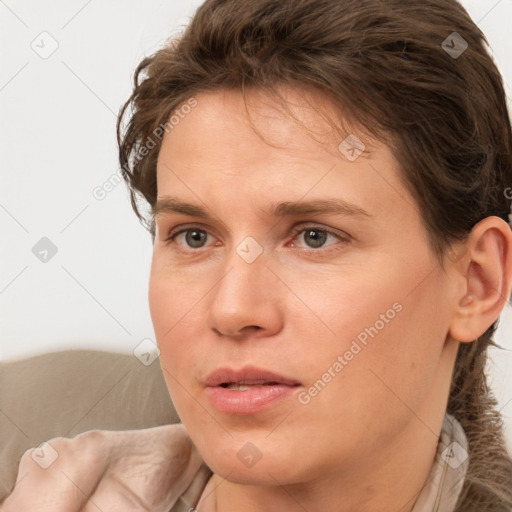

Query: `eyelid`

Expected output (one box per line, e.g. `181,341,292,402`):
288,222,351,245
166,222,212,237
287,233,348,254
164,223,220,246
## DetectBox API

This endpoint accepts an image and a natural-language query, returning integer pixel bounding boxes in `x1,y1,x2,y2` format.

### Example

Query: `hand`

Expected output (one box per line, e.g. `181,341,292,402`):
0,424,201,512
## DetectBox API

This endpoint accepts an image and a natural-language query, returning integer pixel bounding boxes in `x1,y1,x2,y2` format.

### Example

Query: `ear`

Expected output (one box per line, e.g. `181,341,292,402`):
449,216,512,343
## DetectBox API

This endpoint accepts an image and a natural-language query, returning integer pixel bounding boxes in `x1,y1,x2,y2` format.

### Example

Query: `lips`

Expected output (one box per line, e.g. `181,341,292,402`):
204,365,302,414
204,366,301,388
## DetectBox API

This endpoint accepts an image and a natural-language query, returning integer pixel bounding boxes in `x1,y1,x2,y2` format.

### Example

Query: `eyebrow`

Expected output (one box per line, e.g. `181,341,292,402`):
152,196,372,220
152,196,210,218
270,199,371,218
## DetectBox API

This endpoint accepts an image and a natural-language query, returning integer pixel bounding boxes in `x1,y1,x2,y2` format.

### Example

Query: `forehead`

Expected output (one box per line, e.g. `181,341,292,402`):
157,86,389,174
155,87,409,220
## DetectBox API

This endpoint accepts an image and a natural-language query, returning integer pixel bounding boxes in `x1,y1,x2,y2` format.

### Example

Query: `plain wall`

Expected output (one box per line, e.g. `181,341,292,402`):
1,0,511,449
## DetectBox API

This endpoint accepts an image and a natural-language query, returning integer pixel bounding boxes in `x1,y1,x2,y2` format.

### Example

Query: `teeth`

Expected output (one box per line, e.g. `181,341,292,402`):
226,384,252,391
224,382,270,390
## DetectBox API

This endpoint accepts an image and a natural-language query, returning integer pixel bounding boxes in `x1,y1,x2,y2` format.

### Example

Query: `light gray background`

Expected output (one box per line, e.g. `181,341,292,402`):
1,0,511,448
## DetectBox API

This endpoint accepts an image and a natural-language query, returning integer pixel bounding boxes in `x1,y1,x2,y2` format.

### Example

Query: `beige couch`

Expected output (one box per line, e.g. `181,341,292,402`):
0,350,180,500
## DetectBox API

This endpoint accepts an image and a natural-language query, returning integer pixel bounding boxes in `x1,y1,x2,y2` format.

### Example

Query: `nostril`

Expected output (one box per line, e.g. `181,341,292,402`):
212,325,262,338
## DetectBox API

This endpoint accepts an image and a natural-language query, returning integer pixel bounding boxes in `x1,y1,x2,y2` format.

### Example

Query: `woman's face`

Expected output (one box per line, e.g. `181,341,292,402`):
149,86,459,486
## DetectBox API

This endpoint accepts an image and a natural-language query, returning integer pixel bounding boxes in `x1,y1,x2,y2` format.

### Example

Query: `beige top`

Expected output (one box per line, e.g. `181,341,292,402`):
169,412,469,512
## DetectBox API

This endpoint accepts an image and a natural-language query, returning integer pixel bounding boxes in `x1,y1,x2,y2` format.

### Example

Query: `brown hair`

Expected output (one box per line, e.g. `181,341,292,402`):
117,0,512,508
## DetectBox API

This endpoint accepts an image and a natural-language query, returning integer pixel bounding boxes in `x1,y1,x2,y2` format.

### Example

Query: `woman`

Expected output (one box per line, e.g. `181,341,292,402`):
3,0,512,510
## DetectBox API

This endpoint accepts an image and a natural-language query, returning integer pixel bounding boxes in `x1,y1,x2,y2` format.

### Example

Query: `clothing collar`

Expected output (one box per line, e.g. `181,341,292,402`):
411,412,469,512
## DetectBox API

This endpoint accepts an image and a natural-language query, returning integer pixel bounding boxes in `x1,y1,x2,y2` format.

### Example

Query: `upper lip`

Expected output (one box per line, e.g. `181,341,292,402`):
204,365,301,387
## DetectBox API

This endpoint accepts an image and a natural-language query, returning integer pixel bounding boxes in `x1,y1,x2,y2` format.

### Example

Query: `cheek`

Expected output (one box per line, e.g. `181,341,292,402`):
148,259,203,377
149,273,204,419
283,262,405,360
292,255,449,418
148,251,206,338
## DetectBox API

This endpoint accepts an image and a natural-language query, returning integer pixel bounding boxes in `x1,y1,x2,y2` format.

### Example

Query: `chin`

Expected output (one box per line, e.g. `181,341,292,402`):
195,432,309,486
205,453,297,486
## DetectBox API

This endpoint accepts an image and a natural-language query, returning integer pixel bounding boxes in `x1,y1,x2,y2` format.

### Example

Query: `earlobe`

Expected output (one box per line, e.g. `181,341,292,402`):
449,216,512,343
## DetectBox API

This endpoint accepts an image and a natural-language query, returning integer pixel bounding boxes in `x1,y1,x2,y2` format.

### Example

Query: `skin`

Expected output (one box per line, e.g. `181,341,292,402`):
2,85,511,512
148,85,512,512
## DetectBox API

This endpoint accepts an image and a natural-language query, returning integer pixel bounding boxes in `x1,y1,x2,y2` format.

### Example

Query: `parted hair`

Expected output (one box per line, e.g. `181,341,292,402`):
117,1,512,509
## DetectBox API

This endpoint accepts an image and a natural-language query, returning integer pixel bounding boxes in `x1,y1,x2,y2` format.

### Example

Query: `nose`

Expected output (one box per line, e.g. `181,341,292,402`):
206,248,284,340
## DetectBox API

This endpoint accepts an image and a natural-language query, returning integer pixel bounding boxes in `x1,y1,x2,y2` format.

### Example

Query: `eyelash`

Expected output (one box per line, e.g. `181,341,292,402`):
164,223,350,253
288,224,349,251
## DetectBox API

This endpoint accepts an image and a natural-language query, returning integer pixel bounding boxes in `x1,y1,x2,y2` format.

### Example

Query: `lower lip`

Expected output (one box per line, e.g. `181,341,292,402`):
206,384,300,414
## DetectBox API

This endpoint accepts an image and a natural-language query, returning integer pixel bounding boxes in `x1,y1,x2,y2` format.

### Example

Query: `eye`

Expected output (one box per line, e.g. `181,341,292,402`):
301,229,329,248
169,227,214,249
289,225,347,250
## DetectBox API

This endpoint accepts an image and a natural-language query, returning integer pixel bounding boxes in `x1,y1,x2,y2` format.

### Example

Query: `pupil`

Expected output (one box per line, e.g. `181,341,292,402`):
186,230,206,247
305,229,327,248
